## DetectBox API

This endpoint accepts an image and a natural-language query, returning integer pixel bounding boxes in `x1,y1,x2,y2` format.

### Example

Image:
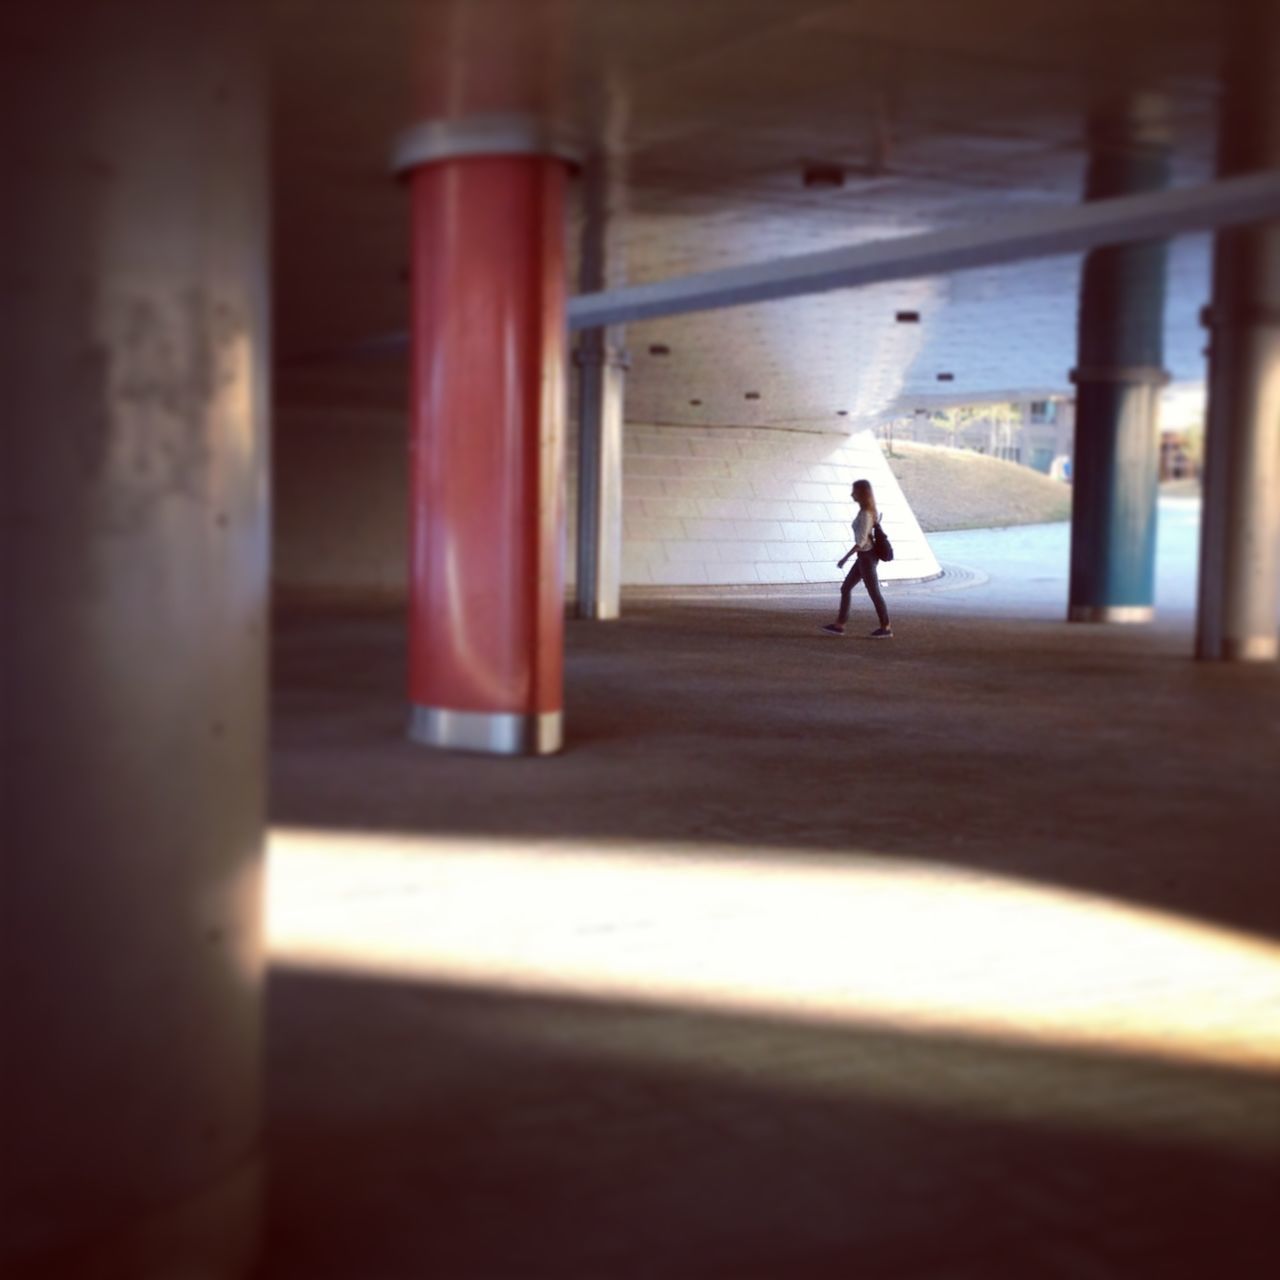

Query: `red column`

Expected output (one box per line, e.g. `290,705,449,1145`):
399,133,570,754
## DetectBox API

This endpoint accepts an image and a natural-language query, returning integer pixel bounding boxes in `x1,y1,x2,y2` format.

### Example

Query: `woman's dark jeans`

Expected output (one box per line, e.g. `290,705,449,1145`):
838,549,890,629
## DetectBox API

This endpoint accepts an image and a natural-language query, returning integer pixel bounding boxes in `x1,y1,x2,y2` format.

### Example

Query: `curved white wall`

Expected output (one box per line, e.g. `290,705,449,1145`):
274,408,940,601
569,424,939,587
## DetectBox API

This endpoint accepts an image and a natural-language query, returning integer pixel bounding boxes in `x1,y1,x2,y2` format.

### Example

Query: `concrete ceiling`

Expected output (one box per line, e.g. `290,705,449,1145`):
270,0,1229,425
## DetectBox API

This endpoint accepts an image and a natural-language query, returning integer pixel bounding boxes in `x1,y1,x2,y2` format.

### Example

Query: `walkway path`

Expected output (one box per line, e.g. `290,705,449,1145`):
260,536,1280,1278
921,496,1202,620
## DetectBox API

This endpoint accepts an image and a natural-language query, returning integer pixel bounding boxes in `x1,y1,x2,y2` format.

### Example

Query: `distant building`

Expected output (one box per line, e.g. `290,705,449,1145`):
1160,431,1199,481
886,396,1075,474
1020,397,1077,474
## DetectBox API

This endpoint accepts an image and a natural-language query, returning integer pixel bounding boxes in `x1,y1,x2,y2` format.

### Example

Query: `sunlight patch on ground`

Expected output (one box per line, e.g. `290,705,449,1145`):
267,827,1280,1087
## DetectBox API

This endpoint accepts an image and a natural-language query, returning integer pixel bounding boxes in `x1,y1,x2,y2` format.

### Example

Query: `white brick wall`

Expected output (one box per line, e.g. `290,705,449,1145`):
568,423,940,587
274,406,941,602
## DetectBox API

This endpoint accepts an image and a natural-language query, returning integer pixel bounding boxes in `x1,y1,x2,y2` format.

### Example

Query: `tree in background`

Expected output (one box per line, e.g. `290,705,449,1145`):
930,402,1022,455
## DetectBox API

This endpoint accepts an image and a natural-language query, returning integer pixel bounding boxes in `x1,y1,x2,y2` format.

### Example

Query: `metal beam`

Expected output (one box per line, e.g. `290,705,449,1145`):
332,172,1280,361
566,171,1280,330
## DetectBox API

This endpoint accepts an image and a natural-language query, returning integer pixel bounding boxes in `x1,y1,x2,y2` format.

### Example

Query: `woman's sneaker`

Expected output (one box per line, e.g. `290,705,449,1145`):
820,623,846,636
870,627,893,638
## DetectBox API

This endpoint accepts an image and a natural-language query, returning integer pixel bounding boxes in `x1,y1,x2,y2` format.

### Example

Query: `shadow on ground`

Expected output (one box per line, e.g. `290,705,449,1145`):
257,968,1278,1279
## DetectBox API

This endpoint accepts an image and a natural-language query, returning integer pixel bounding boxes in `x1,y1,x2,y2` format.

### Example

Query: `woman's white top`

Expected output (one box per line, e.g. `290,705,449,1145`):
852,507,877,552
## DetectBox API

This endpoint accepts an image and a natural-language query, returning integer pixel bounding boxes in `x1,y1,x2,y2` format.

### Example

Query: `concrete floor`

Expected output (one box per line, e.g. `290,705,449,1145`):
259,523,1280,1278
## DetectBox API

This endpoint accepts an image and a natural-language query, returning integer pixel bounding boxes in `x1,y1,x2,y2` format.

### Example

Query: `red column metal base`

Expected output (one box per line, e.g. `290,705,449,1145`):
404,152,568,755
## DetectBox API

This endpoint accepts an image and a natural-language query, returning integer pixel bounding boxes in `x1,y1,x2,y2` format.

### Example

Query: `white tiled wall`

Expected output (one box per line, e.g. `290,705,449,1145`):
568,424,940,587
274,407,940,602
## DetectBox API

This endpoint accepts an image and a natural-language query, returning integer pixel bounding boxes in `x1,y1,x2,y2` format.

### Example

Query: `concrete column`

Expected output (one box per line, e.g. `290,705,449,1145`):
1,1,268,1276
575,156,629,620
1068,107,1171,624
1196,3,1280,662
392,119,576,754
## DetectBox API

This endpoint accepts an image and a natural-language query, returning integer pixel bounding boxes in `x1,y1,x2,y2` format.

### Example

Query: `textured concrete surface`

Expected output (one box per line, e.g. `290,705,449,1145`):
259,526,1279,1278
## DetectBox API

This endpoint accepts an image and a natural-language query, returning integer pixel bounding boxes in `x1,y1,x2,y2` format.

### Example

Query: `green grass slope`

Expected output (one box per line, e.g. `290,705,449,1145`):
885,441,1072,532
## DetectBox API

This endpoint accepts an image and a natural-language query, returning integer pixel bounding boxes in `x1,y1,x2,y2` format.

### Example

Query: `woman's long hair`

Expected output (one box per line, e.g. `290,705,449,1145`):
852,478,878,521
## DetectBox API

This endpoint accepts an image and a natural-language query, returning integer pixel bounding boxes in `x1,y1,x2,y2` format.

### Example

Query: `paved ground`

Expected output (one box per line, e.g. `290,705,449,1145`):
258,504,1280,1279
924,496,1203,619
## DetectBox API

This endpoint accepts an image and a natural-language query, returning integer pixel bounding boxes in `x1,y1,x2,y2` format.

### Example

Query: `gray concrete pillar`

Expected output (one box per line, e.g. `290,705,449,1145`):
1196,1,1280,662
1,1,268,1274
575,154,628,621
1068,104,1170,624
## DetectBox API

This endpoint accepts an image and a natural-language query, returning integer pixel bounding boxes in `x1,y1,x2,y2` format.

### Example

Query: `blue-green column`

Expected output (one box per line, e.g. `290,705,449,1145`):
1068,116,1171,624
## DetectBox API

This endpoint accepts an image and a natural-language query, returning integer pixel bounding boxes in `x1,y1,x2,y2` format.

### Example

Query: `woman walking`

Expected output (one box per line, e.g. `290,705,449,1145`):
822,478,893,638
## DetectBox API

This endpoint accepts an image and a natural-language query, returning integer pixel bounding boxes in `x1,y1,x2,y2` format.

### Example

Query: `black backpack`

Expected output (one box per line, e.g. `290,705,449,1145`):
872,519,894,563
